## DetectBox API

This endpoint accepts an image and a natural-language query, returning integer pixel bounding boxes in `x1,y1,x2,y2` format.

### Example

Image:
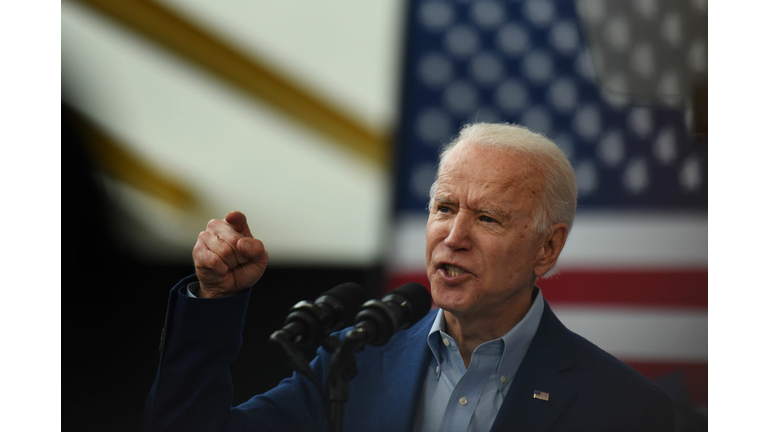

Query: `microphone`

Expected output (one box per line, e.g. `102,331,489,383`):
272,282,368,348
346,282,432,347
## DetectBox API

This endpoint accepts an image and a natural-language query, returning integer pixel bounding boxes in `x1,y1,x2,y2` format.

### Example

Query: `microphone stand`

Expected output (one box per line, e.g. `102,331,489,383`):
269,329,316,381
325,327,368,432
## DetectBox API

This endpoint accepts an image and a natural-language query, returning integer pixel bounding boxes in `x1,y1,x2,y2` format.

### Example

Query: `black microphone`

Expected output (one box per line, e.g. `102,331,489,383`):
346,282,432,347
272,282,368,348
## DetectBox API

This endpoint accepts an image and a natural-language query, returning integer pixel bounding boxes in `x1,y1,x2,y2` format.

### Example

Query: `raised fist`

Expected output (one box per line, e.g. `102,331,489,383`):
192,211,269,298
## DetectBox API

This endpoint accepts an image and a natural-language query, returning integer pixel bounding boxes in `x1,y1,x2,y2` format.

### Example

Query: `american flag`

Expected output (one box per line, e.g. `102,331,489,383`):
387,0,707,408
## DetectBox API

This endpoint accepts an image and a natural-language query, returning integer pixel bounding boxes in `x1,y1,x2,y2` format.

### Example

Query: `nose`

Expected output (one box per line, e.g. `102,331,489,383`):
443,211,472,251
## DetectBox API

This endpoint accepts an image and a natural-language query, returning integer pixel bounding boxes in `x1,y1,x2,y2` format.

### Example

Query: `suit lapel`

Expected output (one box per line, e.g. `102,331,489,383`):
379,311,435,431
490,302,577,432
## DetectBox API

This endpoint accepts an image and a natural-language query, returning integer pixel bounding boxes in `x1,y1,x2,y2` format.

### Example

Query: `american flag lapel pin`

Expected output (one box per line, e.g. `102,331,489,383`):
533,390,550,401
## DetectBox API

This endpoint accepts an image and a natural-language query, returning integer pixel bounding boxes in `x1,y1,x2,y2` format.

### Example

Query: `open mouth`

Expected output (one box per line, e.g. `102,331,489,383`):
441,264,467,278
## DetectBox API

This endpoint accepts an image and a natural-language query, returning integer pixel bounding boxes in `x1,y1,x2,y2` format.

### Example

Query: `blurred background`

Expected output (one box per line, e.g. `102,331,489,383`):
62,0,707,430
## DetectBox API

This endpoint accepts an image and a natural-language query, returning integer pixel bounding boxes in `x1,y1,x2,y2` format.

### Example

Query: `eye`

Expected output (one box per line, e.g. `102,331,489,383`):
437,205,451,213
479,215,496,223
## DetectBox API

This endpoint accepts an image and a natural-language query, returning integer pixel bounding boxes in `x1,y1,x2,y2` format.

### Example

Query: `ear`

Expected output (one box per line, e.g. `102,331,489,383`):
533,223,569,277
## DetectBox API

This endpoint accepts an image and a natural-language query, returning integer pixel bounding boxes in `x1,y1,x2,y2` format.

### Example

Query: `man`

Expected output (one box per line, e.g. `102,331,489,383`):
144,123,674,431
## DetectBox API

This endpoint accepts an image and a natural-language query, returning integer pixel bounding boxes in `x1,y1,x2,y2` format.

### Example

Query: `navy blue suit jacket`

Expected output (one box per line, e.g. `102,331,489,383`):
144,275,674,431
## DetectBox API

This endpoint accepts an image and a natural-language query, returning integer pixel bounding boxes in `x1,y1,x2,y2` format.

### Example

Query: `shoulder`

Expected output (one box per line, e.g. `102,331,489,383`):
564,327,664,395
537,302,665,396
553,316,675,430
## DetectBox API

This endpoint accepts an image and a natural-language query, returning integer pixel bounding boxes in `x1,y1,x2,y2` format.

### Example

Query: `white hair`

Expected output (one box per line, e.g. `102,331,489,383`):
428,122,578,235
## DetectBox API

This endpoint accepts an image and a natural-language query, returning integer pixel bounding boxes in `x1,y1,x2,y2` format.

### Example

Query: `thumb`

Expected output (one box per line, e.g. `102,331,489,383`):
238,237,266,259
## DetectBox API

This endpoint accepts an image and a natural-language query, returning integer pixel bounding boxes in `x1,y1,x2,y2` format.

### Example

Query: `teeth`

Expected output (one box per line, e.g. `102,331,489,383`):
444,264,465,277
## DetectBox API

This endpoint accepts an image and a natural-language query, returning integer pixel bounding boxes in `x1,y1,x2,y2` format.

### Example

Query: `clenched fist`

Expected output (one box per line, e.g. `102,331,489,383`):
192,211,269,298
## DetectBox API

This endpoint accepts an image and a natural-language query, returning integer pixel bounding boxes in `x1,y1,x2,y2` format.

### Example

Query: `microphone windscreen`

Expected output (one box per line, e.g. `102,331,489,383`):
323,282,368,325
388,282,433,325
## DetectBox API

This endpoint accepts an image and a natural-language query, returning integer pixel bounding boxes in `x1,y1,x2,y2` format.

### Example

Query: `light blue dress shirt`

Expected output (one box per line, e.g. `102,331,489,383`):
185,282,200,297
412,288,544,432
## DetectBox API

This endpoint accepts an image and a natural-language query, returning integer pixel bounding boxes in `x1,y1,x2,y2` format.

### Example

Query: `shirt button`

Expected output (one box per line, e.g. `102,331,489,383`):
500,375,507,384
459,397,468,406
436,366,440,374
442,338,450,347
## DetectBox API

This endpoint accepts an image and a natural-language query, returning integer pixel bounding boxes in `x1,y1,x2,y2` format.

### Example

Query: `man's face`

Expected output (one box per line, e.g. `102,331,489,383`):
425,143,548,321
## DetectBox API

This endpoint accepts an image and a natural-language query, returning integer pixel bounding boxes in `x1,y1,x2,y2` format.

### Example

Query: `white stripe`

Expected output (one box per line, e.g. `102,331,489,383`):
389,213,429,271
559,211,708,268
550,305,708,362
389,212,707,270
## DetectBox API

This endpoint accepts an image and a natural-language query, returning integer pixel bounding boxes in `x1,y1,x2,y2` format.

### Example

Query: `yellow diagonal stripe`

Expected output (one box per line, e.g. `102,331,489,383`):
66,104,197,208
72,0,390,167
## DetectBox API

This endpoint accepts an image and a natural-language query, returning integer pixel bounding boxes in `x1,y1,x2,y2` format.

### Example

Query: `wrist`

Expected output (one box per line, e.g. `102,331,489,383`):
197,284,229,299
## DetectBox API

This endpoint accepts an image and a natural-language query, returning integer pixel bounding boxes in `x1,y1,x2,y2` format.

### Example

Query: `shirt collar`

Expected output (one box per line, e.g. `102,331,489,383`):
426,287,545,391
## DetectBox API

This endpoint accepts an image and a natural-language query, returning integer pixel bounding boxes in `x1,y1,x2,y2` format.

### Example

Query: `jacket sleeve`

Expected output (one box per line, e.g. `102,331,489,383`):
142,275,328,432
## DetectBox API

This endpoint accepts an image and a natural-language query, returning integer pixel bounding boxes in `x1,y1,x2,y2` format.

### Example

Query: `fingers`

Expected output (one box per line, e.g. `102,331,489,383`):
205,216,252,262
193,216,247,274
197,230,241,270
225,211,252,237
193,239,229,276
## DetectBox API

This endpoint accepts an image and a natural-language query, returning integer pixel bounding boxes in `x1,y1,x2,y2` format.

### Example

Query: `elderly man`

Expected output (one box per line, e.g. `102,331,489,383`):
144,123,674,431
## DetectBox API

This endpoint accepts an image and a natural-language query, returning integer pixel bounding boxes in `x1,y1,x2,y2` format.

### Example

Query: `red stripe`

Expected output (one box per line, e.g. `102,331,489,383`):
622,360,707,406
387,269,707,308
537,269,707,308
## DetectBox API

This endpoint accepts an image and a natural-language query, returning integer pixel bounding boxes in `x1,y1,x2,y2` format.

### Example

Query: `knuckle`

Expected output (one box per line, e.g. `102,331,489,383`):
193,248,212,265
193,234,211,252
218,244,235,261
192,239,205,254
206,253,227,273
210,258,227,275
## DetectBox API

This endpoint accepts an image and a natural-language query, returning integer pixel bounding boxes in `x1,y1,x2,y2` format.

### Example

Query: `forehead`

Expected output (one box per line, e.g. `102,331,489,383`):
436,143,541,194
